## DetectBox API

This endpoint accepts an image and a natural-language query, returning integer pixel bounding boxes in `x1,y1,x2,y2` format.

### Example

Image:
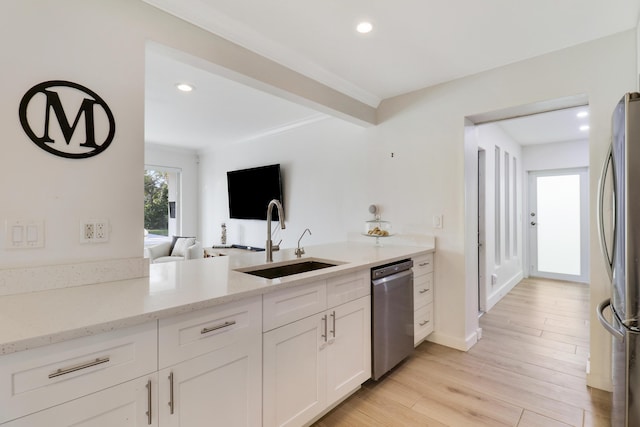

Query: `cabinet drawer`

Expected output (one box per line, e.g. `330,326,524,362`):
327,270,369,307
263,281,327,332
0,321,157,424
414,272,433,308
414,304,434,346
159,296,262,368
413,253,434,275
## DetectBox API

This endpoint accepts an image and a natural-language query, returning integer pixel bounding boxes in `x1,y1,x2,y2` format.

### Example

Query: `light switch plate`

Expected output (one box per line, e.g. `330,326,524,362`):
5,219,44,248
432,215,443,229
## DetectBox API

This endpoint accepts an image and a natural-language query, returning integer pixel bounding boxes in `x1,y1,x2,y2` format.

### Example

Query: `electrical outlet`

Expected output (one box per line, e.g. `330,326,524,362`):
81,220,109,243
94,220,109,242
81,222,94,242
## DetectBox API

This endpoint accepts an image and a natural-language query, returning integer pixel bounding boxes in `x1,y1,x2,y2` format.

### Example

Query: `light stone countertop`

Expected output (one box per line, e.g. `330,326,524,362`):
0,241,434,355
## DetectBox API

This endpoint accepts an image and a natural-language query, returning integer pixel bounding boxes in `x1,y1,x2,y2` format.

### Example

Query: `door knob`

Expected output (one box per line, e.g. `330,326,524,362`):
531,221,536,226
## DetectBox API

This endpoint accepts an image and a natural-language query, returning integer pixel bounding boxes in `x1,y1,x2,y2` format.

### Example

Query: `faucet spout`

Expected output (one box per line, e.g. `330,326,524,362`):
295,228,312,258
266,199,285,262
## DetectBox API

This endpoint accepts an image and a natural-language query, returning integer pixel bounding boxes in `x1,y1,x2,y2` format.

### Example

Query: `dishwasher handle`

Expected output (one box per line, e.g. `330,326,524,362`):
372,268,413,287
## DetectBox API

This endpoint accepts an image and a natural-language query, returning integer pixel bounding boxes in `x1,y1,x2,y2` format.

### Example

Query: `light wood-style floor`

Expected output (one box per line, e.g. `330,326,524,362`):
313,277,611,426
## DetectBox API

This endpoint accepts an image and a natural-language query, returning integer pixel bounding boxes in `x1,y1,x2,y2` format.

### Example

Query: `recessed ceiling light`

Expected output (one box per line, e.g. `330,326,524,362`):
356,21,373,34
580,125,590,131
576,111,589,118
176,83,194,92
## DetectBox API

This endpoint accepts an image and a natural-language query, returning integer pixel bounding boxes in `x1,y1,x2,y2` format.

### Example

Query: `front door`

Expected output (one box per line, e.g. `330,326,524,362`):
528,168,589,282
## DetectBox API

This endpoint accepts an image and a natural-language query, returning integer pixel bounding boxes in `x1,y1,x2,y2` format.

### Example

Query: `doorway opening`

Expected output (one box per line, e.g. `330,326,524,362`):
466,97,591,317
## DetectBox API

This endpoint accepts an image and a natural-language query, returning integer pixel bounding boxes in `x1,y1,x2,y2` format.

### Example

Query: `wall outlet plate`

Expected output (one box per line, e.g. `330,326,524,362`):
81,219,109,243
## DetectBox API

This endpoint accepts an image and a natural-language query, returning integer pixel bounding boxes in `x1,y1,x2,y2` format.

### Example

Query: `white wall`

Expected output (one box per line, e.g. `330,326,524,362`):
144,143,200,238
0,0,364,271
523,139,589,171
376,31,636,390
476,124,524,311
199,118,369,249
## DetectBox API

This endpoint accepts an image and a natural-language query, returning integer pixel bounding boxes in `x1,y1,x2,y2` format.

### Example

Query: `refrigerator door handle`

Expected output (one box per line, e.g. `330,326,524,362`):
597,143,615,281
597,298,624,340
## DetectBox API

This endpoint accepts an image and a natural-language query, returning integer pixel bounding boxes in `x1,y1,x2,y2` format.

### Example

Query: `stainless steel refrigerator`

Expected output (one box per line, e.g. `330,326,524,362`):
597,92,640,427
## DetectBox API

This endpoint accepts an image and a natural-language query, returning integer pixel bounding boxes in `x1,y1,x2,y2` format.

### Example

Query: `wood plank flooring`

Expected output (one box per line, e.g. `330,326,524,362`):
313,277,612,427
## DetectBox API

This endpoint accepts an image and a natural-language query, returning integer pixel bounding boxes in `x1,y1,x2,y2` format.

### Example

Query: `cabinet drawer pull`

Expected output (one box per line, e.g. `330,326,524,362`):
419,262,430,267
168,372,175,415
48,356,110,379
419,320,430,326
146,379,152,425
419,288,428,294
330,311,336,338
322,315,328,342
201,320,236,335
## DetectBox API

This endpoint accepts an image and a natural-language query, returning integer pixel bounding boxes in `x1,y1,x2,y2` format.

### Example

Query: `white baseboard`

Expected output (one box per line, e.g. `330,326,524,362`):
587,372,613,392
428,330,479,351
486,271,524,311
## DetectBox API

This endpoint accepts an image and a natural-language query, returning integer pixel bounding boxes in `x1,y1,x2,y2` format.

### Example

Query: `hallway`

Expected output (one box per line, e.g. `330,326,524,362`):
314,278,611,426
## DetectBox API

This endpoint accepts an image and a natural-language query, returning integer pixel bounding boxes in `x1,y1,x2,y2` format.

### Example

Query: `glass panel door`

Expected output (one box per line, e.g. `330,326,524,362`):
528,168,589,282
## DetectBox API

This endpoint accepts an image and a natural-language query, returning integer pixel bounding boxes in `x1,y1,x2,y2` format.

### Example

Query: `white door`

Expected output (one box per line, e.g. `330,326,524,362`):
158,340,262,427
4,375,158,427
263,313,326,427
326,296,371,404
477,149,486,312
528,168,589,282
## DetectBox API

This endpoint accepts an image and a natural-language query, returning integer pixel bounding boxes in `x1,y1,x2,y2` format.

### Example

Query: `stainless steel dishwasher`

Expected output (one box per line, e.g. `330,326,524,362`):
371,259,414,380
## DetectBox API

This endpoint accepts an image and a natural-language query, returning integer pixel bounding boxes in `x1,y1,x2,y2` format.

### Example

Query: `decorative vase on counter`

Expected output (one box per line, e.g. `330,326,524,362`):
221,223,227,245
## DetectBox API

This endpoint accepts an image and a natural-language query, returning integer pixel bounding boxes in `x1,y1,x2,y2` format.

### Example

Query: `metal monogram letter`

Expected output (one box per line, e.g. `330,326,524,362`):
19,80,116,159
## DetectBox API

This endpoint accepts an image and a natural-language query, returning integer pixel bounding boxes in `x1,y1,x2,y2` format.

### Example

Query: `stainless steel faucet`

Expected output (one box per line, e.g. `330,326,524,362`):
266,199,285,262
295,228,312,258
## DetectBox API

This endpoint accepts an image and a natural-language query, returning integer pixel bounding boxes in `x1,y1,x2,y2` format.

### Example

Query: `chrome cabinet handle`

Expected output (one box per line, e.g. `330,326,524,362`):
419,320,430,326
419,288,428,294
146,379,152,425
330,311,336,338
48,356,110,379
418,262,430,267
321,315,328,342
168,372,175,415
201,320,236,335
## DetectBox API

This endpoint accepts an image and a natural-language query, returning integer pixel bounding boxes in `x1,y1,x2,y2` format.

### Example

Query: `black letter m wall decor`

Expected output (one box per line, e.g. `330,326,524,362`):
19,80,116,159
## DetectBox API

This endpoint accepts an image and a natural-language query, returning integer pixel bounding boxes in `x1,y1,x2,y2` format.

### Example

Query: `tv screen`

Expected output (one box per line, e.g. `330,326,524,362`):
227,164,284,220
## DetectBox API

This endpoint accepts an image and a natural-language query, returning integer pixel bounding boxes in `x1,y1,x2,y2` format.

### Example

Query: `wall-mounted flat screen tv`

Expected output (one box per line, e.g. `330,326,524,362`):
227,164,283,220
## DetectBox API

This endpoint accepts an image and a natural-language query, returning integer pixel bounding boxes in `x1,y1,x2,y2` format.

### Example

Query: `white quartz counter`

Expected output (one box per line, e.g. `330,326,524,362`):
0,241,434,355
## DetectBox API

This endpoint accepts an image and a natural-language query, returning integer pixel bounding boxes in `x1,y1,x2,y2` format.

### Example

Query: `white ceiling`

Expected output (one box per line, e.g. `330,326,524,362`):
494,106,590,146
143,0,638,151
144,48,328,150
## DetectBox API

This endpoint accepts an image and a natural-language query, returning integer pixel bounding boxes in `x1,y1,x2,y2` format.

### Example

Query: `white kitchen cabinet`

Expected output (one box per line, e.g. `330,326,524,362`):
263,311,327,427
157,296,262,427
0,322,157,424
413,253,435,346
263,278,371,427
326,296,371,404
3,374,158,427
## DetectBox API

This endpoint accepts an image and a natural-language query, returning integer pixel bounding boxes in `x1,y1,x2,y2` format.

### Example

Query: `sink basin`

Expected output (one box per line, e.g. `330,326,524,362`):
238,259,340,279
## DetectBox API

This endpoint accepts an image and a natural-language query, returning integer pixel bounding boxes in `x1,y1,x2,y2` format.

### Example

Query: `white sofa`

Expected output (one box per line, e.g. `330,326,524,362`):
145,238,202,263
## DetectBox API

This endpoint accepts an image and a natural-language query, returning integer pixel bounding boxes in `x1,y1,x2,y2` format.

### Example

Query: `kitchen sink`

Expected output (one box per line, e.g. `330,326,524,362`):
238,259,341,279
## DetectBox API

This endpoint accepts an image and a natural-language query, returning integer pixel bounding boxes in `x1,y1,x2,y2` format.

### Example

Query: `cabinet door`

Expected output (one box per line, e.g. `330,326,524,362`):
158,337,261,427
4,375,158,427
326,296,371,405
263,313,327,427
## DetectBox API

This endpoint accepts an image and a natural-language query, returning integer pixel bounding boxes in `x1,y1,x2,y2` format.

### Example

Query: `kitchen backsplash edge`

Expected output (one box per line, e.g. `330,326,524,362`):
0,257,150,296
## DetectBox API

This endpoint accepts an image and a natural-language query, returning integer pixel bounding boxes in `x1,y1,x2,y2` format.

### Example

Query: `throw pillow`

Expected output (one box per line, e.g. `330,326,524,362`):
170,235,195,254
171,237,196,257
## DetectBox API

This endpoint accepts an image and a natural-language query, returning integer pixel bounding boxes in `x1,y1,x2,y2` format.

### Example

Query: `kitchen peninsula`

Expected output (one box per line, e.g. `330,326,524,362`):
0,241,434,426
